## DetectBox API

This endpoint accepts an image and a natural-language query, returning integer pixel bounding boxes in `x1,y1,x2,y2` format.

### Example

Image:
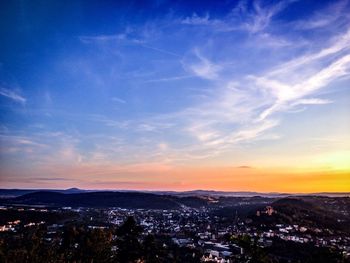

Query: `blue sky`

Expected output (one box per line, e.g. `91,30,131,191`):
0,0,350,190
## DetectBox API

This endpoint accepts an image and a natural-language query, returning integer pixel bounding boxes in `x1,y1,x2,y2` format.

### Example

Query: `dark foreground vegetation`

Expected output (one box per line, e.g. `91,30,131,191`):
0,216,203,263
1,216,347,263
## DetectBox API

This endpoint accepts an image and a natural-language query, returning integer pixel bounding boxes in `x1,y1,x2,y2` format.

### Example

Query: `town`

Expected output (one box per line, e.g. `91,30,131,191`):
1,197,349,262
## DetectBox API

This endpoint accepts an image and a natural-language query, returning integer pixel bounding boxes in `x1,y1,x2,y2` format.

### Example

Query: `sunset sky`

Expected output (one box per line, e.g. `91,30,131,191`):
0,0,350,192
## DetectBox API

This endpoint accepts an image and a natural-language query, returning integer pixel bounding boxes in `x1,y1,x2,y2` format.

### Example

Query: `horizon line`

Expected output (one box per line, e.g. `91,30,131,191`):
1,187,349,195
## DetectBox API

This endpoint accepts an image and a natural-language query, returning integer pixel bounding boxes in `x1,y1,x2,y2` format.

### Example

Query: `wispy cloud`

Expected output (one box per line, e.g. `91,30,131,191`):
267,29,350,77
138,44,181,57
237,165,252,169
111,97,126,104
143,75,193,83
79,34,126,43
182,49,221,79
240,0,293,33
0,87,26,104
0,134,46,147
180,0,295,34
255,36,350,120
31,177,75,181
181,13,212,26
79,30,181,58
292,0,350,30
0,134,47,156
292,98,333,106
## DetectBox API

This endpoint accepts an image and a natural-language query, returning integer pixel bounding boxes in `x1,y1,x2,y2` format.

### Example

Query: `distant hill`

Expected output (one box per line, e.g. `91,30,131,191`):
155,190,291,198
0,191,275,210
64,187,85,193
0,189,285,198
0,191,182,209
1,188,348,198
0,188,88,198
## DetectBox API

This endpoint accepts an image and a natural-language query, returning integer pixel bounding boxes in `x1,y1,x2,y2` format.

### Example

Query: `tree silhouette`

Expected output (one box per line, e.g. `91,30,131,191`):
116,216,142,263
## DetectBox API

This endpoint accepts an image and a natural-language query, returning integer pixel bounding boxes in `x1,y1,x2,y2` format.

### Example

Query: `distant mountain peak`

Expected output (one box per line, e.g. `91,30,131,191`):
65,187,83,193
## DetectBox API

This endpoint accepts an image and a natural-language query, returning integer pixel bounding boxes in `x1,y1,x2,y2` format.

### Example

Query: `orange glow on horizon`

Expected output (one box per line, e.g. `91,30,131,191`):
1,164,349,193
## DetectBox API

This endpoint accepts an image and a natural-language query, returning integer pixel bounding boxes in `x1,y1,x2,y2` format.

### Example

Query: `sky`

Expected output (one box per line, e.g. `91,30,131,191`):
0,0,350,192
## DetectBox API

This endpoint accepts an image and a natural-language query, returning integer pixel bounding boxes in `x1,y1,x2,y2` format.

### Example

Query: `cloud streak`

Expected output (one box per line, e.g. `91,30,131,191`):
255,35,350,120
0,87,26,104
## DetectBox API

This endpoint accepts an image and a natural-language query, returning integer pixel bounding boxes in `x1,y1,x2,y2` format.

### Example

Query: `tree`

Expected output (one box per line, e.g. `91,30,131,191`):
115,217,142,263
